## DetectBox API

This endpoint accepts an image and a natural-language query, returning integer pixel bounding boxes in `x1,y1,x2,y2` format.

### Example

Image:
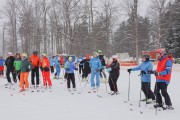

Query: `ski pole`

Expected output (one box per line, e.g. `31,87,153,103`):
128,72,131,101
155,83,158,115
139,82,142,107
77,71,83,91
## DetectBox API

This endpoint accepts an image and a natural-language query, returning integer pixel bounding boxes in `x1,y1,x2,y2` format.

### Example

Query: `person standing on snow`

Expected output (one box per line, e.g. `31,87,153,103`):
76,56,84,75
97,50,107,82
49,56,54,74
13,53,22,82
29,51,41,88
53,55,61,79
127,54,155,103
89,52,102,91
40,54,52,88
64,57,78,91
106,55,120,95
150,48,174,109
0,56,5,77
82,55,91,81
19,53,32,92
5,52,16,85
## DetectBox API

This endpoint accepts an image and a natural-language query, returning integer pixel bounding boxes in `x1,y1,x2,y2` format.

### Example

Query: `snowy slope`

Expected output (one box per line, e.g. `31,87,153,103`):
0,65,180,120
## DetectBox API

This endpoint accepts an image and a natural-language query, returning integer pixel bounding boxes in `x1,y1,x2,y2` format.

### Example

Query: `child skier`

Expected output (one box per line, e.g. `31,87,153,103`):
82,54,91,81
13,53,21,82
41,54,52,88
97,50,107,83
49,56,54,74
20,53,32,92
0,56,5,77
127,54,155,103
64,57,78,91
89,52,102,91
5,52,16,85
106,55,120,95
76,56,84,75
53,55,61,79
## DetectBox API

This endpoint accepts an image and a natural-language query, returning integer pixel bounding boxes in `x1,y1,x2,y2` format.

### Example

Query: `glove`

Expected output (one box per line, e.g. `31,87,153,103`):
147,70,155,74
154,71,160,76
95,69,100,72
141,71,146,75
107,68,112,73
127,69,131,73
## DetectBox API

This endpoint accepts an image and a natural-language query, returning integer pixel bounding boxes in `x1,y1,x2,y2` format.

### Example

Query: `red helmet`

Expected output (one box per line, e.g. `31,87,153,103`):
156,48,166,55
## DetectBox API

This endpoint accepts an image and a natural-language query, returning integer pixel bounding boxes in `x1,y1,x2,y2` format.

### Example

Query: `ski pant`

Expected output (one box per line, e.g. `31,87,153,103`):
79,65,83,74
50,66,54,73
31,67,40,86
54,65,60,77
141,82,155,100
13,70,20,82
109,75,119,92
42,71,52,87
20,72,29,89
67,73,76,88
0,71,3,76
100,68,106,78
154,82,172,106
82,72,89,79
6,68,16,83
90,71,100,88
0,66,4,76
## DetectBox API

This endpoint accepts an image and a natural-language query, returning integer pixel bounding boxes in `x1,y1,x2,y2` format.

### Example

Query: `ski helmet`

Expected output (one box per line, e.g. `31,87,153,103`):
22,53,27,57
33,50,38,55
42,53,47,57
112,55,119,61
142,54,150,61
156,48,166,55
8,52,12,56
97,50,102,54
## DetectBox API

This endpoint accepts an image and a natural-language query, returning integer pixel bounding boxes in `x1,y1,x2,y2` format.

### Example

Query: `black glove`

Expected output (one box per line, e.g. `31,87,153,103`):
148,70,155,74
154,71,160,76
40,66,43,71
96,69,100,72
127,69,131,73
141,71,146,75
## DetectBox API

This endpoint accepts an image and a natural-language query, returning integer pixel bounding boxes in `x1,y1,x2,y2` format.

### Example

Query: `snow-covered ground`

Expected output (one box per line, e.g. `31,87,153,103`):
0,65,180,120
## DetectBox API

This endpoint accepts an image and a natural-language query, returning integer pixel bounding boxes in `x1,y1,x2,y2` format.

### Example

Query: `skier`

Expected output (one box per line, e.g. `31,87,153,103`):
5,52,16,85
82,54,91,82
106,55,120,95
150,48,174,109
64,56,78,91
29,51,40,88
127,54,155,103
76,56,84,75
13,53,21,82
49,56,54,74
97,50,107,82
53,55,61,79
0,56,5,77
89,52,102,91
41,54,52,88
20,53,32,92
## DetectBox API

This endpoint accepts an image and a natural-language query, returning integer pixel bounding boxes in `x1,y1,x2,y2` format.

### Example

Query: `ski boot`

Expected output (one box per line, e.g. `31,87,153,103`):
166,105,174,110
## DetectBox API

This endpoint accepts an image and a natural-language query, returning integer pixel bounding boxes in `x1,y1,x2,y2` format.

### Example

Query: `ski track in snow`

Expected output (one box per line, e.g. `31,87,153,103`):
0,65,180,120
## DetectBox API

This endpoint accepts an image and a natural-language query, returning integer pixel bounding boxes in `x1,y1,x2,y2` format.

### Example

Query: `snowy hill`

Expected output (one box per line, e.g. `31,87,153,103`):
0,65,180,120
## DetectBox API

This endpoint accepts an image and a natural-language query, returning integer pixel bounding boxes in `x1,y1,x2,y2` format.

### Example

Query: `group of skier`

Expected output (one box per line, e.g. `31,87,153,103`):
0,48,174,110
127,48,174,110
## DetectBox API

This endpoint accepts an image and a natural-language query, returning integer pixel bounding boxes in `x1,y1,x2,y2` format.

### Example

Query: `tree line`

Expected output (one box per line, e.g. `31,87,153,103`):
0,0,179,58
